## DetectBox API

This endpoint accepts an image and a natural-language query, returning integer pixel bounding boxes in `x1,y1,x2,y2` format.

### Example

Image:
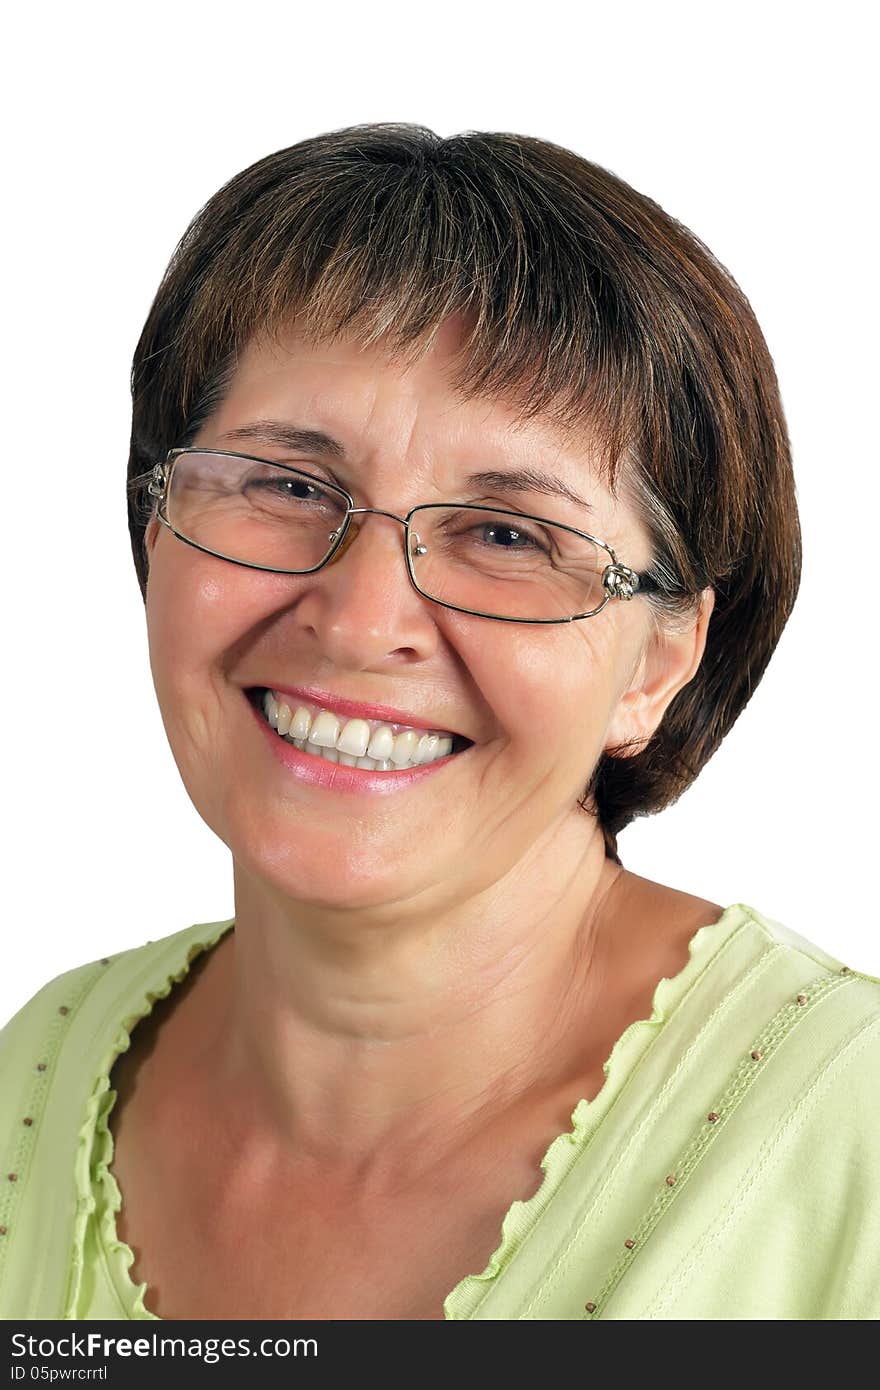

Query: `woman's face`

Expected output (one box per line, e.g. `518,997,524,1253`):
143,316,667,913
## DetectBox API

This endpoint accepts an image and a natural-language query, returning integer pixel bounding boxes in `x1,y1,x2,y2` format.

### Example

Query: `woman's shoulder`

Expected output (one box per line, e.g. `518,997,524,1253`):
642,894,880,1139
736,901,879,982
718,898,880,1037
618,878,880,1046
0,917,235,1106
715,903,880,1171
740,900,880,1031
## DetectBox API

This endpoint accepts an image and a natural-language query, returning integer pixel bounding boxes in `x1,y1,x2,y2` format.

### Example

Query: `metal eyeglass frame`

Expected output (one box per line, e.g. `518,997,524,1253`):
146,447,658,625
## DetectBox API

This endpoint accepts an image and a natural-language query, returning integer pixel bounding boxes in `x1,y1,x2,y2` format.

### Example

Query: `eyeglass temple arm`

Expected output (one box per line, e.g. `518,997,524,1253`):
603,562,661,600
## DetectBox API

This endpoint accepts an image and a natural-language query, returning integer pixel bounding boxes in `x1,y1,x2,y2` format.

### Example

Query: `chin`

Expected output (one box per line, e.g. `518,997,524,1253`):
229,824,430,913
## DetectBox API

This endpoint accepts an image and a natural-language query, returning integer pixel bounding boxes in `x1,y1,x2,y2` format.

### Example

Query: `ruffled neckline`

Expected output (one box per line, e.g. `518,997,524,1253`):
444,900,752,1317
75,918,235,1321
75,902,754,1321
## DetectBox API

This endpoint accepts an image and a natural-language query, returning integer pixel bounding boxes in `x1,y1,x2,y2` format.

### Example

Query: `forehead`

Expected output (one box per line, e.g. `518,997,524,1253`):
216,319,603,466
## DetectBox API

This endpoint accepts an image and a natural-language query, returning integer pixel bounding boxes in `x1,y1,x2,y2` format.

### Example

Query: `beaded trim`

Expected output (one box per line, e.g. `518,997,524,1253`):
0,957,113,1267
578,968,855,1318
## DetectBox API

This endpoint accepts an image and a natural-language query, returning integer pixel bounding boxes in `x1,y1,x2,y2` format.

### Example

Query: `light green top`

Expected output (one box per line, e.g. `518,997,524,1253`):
1,902,878,1320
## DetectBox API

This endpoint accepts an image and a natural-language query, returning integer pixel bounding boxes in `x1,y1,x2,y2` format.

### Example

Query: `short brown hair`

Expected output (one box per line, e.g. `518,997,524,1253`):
127,122,801,862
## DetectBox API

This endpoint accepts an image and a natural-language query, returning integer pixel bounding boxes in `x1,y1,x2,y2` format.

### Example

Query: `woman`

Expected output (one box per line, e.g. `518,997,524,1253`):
1,123,877,1322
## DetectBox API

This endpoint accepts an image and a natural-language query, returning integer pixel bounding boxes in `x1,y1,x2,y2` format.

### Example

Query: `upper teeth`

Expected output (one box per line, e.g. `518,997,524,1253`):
262,691,455,770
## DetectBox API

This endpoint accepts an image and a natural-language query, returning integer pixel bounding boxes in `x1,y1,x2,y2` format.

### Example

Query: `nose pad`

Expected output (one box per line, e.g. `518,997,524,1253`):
323,518,360,568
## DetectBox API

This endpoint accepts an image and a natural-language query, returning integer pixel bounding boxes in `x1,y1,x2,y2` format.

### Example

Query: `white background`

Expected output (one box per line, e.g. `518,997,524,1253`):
2,0,877,1023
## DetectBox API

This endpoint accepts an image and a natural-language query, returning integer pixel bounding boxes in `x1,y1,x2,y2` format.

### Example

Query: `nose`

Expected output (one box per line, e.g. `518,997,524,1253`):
290,505,436,667
292,508,438,666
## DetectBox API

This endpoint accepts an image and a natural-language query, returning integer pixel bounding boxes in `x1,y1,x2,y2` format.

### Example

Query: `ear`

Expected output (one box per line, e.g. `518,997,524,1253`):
604,587,715,755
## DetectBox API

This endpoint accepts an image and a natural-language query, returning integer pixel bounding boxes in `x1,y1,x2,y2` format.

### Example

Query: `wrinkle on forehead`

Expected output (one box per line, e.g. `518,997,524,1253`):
238,327,604,456
257,314,623,471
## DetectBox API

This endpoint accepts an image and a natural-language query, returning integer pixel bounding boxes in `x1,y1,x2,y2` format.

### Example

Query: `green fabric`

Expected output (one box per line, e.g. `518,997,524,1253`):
0,903,878,1320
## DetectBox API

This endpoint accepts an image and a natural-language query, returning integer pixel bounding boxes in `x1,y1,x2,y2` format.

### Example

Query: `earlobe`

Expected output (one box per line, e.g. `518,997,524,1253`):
604,587,716,756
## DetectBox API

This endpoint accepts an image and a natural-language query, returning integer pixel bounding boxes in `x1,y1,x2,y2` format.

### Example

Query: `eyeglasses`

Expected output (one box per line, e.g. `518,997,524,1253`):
146,447,657,625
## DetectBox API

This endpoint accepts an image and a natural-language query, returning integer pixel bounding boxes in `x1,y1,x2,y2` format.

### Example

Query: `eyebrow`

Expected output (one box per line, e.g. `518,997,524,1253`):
219,421,346,460
217,420,594,513
461,468,593,513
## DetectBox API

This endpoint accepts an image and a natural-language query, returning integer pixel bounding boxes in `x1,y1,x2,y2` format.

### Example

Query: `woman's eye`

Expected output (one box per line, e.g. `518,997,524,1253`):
245,474,336,504
251,477,313,496
478,521,547,551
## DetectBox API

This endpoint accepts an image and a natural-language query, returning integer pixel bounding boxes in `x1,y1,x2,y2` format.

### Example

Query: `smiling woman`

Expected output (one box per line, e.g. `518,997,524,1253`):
1,123,878,1322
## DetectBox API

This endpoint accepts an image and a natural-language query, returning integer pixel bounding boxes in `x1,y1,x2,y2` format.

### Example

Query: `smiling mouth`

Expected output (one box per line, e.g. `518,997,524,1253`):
245,688,472,770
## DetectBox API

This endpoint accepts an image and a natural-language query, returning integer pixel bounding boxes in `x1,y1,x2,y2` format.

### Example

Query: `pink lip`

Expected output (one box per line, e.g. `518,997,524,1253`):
256,683,460,736
247,693,461,794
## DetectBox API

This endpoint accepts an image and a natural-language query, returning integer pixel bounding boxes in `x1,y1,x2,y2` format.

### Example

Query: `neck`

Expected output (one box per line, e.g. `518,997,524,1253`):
198,814,623,1188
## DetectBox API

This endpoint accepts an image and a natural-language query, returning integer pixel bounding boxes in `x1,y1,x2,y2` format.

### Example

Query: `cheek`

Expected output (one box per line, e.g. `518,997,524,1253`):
144,551,277,813
468,622,620,757
147,561,216,678
145,542,264,706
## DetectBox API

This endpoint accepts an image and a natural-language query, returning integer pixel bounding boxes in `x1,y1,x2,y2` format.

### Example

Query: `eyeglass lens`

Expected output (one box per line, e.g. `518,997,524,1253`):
164,451,608,621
